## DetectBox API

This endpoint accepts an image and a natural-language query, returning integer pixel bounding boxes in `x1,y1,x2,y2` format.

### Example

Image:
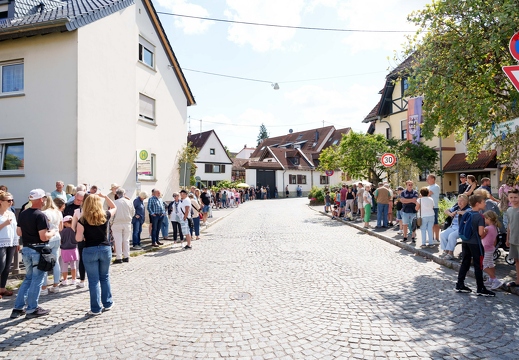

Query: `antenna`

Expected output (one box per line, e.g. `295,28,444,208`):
289,129,293,133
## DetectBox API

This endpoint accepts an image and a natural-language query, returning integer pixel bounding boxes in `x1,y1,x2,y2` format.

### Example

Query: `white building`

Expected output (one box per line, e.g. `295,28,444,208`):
0,0,195,204
188,130,232,187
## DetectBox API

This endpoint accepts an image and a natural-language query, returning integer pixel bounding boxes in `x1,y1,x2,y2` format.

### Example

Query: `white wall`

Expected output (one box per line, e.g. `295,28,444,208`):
0,31,78,203
235,148,254,159
245,169,256,187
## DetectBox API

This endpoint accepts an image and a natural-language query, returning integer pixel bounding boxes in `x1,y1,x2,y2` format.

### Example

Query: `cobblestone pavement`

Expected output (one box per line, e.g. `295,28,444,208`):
1,198,518,359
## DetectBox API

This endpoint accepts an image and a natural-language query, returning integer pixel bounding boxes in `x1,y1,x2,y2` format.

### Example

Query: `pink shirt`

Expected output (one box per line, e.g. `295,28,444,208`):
481,225,498,252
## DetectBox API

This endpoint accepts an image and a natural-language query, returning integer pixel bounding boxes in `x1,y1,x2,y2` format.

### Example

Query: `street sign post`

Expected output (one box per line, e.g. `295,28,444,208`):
503,31,519,92
325,170,334,176
381,153,397,168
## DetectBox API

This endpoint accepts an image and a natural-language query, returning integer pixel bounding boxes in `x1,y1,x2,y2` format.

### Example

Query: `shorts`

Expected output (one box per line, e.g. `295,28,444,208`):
482,251,495,269
433,208,439,225
340,200,346,207
396,210,402,220
61,248,79,263
180,218,190,234
325,202,331,206
202,205,210,213
509,244,519,259
357,201,363,209
401,212,416,226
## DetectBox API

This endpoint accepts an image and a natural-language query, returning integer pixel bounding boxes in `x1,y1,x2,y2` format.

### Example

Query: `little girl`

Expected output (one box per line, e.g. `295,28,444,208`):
481,211,504,290
60,215,79,286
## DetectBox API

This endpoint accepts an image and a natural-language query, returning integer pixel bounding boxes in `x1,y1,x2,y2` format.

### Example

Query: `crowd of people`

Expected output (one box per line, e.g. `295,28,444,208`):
325,173,519,297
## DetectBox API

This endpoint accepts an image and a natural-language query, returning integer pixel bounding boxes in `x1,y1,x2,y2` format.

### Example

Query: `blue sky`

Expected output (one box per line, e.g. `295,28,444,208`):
155,0,430,152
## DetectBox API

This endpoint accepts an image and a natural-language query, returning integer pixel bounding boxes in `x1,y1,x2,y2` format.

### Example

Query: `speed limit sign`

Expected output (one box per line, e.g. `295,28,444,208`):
381,153,397,167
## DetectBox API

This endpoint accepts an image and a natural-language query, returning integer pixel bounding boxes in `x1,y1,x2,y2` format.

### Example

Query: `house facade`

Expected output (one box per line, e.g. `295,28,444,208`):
244,126,350,197
0,0,195,203
188,130,232,187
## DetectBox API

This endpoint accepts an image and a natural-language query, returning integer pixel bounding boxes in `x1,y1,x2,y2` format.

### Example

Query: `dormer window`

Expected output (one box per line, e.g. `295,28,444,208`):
296,134,303,140
210,148,215,155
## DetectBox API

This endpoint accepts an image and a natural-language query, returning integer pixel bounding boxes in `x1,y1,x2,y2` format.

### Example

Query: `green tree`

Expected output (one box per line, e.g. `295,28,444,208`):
402,0,519,163
177,141,199,187
257,123,269,145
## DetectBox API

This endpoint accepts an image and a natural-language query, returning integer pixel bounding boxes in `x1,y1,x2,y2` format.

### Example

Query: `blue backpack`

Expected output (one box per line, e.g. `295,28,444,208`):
458,211,474,241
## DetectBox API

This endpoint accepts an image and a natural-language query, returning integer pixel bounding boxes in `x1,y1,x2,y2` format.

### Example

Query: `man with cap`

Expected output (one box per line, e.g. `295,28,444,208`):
11,189,57,319
458,174,469,195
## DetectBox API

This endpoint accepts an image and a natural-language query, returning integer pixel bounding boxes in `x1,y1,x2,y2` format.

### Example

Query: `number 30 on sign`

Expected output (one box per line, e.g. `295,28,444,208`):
381,153,397,167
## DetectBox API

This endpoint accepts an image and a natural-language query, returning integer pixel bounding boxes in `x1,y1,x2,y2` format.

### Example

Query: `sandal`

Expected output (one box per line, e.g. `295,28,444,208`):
507,281,518,287
0,290,13,296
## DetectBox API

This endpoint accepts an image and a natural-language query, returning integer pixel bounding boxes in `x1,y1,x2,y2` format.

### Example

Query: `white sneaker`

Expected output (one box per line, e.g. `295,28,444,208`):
77,281,86,288
444,254,454,260
40,289,48,296
484,278,493,287
431,240,441,246
491,278,504,290
61,279,69,286
397,230,403,235
49,286,60,293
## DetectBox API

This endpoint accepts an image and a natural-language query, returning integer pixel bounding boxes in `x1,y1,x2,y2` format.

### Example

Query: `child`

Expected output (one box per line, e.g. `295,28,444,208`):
325,192,331,213
505,188,519,287
455,194,495,296
395,186,404,234
331,205,339,220
60,215,79,286
481,211,504,290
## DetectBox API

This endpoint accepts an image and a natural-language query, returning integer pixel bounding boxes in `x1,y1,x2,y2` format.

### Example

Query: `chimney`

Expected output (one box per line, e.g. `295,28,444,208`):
244,144,246,148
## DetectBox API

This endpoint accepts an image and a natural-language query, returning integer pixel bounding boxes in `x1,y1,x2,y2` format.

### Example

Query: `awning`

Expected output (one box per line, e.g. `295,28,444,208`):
443,150,497,172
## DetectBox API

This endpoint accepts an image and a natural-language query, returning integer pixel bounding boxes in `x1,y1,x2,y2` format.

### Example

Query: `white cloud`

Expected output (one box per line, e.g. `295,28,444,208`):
224,0,305,52
156,0,212,34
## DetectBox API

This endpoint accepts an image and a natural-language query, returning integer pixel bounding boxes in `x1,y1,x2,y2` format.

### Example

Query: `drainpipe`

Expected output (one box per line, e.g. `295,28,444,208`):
439,136,444,193
378,116,392,138
282,170,286,196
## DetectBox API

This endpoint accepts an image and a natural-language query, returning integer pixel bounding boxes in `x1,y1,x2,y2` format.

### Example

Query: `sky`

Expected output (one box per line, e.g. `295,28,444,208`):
154,0,431,152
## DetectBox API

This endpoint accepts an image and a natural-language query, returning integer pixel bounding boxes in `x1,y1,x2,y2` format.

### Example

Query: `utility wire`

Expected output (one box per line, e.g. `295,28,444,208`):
157,12,414,33
190,117,319,128
183,68,273,84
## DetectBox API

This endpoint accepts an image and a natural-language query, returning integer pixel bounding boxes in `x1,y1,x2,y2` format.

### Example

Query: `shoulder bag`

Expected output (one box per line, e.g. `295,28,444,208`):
416,199,423,227
27,245,56,272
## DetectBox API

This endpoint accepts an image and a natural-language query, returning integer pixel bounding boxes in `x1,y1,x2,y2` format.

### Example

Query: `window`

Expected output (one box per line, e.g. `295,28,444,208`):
288,157,299,165
320,176,329,185
204,164,226,173
139,93,155,123
401,119,407,140
402,78,409,96
386,128,391,139
0,140,24,174
296,134,303,140
1,61,24,95
297,175,306,184
419,169,430,182
210,148,215,155
137,153,156,181
289,175,296,184
138,36,154,68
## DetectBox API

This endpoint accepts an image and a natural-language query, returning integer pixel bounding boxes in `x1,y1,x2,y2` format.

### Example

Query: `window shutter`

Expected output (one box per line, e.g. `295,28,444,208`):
205,164,212,173
139,94,155,121
221,164,225,173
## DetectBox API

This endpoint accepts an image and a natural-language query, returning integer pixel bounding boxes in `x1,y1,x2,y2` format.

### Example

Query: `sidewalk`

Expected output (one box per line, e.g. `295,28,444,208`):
310,205,519,296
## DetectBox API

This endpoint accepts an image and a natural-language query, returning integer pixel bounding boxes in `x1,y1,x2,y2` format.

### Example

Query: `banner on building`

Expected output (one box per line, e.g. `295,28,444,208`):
407,96,423,144
137,149,152,175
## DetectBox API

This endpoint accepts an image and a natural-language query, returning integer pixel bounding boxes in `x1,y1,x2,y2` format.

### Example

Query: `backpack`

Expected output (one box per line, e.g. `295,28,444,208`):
458,211,474,241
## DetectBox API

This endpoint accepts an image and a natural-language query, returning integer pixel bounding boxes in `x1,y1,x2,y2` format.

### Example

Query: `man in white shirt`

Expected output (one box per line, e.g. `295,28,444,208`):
112,188,134,263
427,174,441,243
179,189,192,250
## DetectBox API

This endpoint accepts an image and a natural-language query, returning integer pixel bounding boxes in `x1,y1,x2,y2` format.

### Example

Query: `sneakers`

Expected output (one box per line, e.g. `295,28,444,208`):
444,254,454,260
25,307,50,319
132,245,143,250
103,303,115,312
77,281,85,288
48,286,60,294
401,238,407,242
40,288,48,296
490,278,504,290
455,284,472,293
411,238,416,243
431,240,441,246
10,309,26,319
397,230,403,235
86,310,102,316
183,245,192,250
113,259,122,264
122,258,129,263
61,279,69,286
476,288,496,297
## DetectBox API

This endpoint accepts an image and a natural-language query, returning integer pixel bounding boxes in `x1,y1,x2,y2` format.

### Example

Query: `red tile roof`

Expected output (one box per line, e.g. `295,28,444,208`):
243,161,283,170
443,150,498,172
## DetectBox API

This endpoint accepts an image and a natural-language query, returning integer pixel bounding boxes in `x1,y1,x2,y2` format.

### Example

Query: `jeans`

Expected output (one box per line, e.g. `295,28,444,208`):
14,246,46,313
161,215,169,238
440,226,459,251
457,242,485,291
376,203,388,227
401,212,417,237
150,215,163,245
171,221,183,240
420,215,435,245
43,236,61,286
82,246,113,313
132,218,143,246
112,223,131,260
0,246,17,288
191,216,200,237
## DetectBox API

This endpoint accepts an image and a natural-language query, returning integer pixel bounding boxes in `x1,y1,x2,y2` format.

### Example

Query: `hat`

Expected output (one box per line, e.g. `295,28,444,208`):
110,183,119,189
397,186,404,191
29,189,46,200
63,215,73,222
460,173,466,178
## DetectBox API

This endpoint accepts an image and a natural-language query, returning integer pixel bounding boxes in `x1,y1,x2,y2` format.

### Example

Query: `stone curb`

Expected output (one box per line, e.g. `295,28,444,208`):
309,205,519,297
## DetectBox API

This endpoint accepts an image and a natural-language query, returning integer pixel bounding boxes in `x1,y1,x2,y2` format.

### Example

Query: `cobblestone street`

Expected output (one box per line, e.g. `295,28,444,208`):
1,198,518,359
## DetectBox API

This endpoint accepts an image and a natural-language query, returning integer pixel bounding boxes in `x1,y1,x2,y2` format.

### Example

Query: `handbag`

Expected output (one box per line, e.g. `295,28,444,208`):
443,215,453,230
415,200,422,227
28,245,56,272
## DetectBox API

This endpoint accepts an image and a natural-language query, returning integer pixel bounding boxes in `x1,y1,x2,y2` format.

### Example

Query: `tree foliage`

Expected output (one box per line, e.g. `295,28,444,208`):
402,0,519,163
318,132,438,184
257,123,269,145
177,141,199,185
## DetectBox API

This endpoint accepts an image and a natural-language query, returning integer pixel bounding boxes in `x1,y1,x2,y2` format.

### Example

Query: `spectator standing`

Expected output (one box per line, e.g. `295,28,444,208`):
505,188,519,288
427,174,441,242
363,185,372,228
0,185,16,214
11,189,57,319
63,191,84,217
464,175,478,196
147,189,165,247
189,194,201,240
112,188,134,264
200,188,211,225
179,189,192,250
131,191,147,250
374,182,391,228
59,215,79,285
285,185,289,198
415,187,435,248
339,184,347,216
65,184,76,201
76,194,116,315
41,195,63,295
103,183,119,210
51,181,67,202
168,193,183,242
458,174,469,195
400,180,418,243
481,211,504,290
345,186,355,215
0,190,19,300
357,183,365,219
160,193,170,240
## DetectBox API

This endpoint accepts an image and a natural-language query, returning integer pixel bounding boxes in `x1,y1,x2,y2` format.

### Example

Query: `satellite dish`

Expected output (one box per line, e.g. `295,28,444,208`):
289,129,293,133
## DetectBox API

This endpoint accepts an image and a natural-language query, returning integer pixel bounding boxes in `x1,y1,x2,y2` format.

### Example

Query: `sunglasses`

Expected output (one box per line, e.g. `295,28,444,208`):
2,199,14,203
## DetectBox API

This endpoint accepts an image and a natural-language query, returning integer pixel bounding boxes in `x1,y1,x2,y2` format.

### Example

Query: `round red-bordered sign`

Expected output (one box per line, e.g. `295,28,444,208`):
509,32,519,61
325,170,334,176
381,153,397,167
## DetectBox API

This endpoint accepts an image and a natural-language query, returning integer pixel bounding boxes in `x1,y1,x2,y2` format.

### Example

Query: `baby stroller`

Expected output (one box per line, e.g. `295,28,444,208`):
493,233,516,265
